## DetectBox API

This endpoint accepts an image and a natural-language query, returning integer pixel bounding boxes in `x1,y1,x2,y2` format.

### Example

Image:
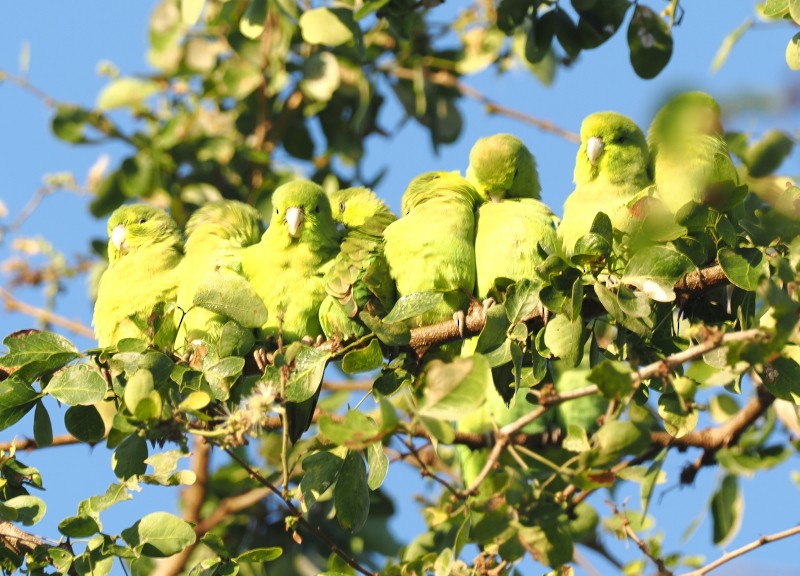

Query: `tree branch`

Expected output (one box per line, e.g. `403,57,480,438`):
0,289,94,339
681,524,800,576
0,434,82,452
607,501,672,576
385,66,581,142
224,448,378,576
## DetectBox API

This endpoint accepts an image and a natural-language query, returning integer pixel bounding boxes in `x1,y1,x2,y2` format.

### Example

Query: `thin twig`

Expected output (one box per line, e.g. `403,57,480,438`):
681,524,800,576
385,66,580,142
398,438,462,498
224,448,377,576
607,501,672,576
0,434,82,452
0,289,94,339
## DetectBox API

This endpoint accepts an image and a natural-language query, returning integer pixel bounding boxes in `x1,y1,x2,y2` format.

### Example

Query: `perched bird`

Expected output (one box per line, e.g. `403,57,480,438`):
383,171,481,341
241,180,340,442
466,133,541,201
93,205,183,348
466,133,561,299
175,200,264,350
319,187,397,341
560,112,653,254
241,180,340,343
648,91,740,215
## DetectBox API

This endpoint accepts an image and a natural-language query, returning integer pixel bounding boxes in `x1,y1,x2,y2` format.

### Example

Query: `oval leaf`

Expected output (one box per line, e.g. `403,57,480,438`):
46,364,106,406
121,511,197,558
334,451,370,533
418,355,491,420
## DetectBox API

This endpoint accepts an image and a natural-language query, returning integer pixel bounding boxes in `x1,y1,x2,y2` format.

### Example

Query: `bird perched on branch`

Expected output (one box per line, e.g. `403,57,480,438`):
383,171,481,351
466,133,561,300
242,180,340,344
93,204,183,348
175,200,263,350
319,187,397,342
559,112,652,254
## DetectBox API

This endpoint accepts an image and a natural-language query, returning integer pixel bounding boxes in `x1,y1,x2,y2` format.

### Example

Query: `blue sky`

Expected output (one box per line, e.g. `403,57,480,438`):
1,2,799,574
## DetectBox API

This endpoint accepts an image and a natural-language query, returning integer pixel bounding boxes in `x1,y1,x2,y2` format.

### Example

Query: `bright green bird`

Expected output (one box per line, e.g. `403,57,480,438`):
319,187,397,341
93,204,183,348
175,200,263,350
241,180,340,343
559,112,653,254
241,180,340,443
383,171,481,339
648,91,740,215
466,133,541,201
466,134,561,299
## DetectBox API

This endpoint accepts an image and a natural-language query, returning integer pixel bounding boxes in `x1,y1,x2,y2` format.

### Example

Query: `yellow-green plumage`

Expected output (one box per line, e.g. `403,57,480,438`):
466,133,541,201
93,205,183,348
383,172,480,329
241,180,340,342
560,112,652,254
319,187,397,341
648,91,739,214
175,200,263,348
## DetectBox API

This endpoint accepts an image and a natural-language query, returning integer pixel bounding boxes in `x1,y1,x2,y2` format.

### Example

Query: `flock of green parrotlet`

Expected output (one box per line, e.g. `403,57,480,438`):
92,90,743,446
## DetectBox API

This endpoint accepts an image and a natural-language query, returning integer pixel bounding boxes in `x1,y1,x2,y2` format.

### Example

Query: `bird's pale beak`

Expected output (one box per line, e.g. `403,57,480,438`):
587,136,604,165
285,207,304,238
111,224,127,251
489,194,502,203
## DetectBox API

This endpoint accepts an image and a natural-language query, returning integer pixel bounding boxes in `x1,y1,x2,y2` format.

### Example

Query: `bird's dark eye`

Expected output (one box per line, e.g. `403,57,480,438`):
514,168,519,178
275,208,279,214
338,202,346,213
615,135,627,144
138,218,147,224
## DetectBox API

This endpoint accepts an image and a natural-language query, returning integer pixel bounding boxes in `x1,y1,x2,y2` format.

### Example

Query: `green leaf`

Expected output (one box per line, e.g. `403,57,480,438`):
286,346,330,403
641,448,667,517
334,451,370,533
762,357,800,402
762,0,790,18
341,339,383,375
301,451,344,509
1,330,79,383
3,495,46,526
710,474,743,545
235,547,282,563
48,547,74,574
299,8,358,47
124,369,155,415
562,424,591,452
240,0,267,39
517,523,573,569
744,129,795,177
367,441,389,490
382,292,446,324
112,434,148,479
359,312,411,346
46,364,106,406
51,105,91,143
319,410,380,449
627,5,673,79
787,32,800,70
64,405,106,443
657,392,698,438
504,279,542,324
717,247,768,291
203,356,244,401
192,269,268,328
621,246,694,302
418,355,491,420
301,52,341,103
711,19,752,73
33,401,53,447
58,515,100,538
121,512,197,557
78,483,132,520
543,314,583,367
0,378,40,430
791,0,800,23
96,77,161,110
588,421,650,467
588,360,633,399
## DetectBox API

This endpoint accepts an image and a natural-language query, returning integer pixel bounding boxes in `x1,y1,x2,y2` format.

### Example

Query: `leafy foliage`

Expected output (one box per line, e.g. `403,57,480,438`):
1,1,799,575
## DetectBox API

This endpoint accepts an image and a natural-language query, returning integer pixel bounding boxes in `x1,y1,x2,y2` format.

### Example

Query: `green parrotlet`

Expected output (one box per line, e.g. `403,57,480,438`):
319,186,397,341
559,112,653,254
93,204,183,348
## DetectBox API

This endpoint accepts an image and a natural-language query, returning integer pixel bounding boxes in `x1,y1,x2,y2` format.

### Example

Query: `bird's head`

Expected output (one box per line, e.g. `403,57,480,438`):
329,186,394,230
270,180,334,241
106,204,181,262
575,112,650,185
401,171,480,215
184,200,264,251
466,133,541,202
648,91,723,153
